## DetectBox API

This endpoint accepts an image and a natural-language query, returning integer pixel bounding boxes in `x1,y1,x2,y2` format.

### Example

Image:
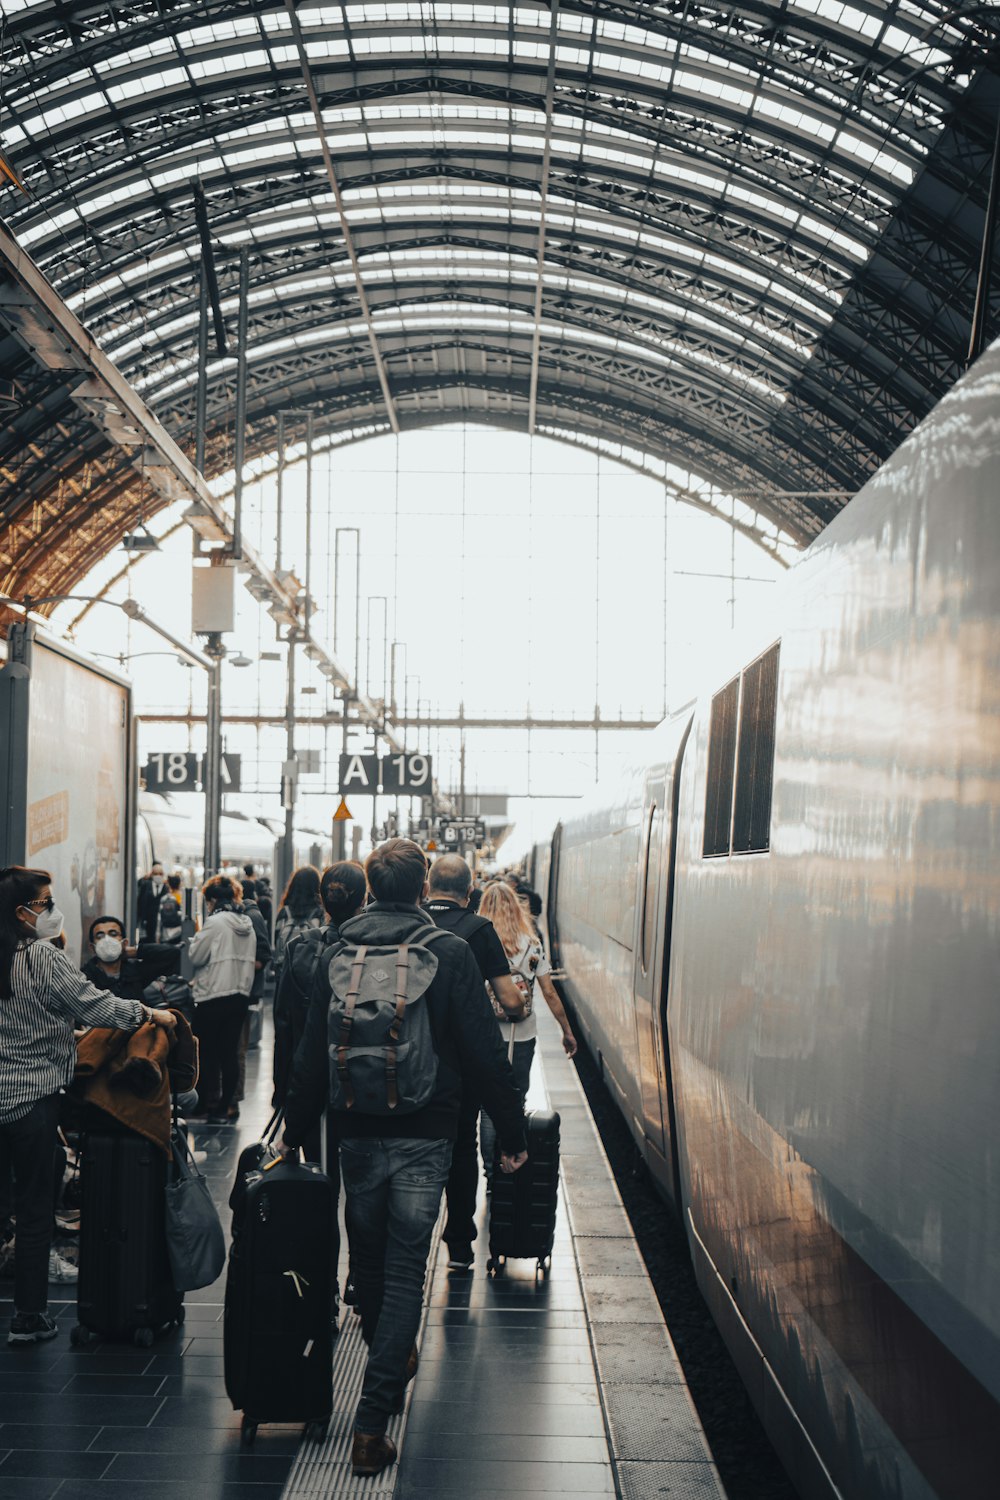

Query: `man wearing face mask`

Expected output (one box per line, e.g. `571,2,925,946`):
0,866,177,1347
82,916,180,1003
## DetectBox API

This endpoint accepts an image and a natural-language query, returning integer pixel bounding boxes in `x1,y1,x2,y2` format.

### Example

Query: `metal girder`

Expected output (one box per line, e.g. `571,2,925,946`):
0,222,401,746
281,0,399,434
0,0,996,569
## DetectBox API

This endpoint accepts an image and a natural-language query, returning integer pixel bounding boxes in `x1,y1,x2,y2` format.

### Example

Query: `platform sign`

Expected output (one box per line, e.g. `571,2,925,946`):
143,752,241,793
380,753,433,793
339,753,380,791
338,752,433,794
441,818,485,848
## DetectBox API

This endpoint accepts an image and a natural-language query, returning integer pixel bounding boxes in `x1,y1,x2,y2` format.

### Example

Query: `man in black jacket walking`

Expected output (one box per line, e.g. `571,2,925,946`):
282,838,526,1478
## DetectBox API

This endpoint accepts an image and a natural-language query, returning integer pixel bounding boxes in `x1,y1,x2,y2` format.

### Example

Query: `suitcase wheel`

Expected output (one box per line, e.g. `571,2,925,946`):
241,1417,258,1446
70,1324,91,1348
133,1327,154,1349
304,1419,328,1443
487,1256,507,1279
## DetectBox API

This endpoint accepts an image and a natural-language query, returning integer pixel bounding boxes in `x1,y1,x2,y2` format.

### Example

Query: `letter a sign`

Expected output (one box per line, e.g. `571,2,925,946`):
339,752,379,791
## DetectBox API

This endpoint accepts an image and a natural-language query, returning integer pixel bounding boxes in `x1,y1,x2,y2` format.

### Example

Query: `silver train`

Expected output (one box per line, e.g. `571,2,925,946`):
532,341,1000,1500
136,792,332,886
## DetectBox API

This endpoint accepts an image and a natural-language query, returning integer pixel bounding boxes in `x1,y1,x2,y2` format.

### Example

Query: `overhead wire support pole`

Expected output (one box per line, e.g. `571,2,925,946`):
191,180,229,358
527,0,561,434
231,248,249,562
283,0,400,434
969,104,1000,364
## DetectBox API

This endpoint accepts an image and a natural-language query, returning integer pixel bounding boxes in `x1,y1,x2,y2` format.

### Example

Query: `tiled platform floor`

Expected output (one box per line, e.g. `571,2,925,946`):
0,1033,291,1500
0,1008,726,1500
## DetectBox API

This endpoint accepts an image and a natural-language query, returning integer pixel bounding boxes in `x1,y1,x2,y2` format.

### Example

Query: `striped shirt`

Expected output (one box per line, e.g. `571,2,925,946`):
0,940,145,1125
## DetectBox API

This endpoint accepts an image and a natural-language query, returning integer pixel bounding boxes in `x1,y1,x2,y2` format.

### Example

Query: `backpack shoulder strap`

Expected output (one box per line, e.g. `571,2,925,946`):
334,944,368,1110
384,945,410,1110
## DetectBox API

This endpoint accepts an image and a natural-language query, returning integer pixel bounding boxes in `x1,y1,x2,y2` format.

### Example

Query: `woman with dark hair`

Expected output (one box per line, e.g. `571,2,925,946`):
0,865,176,1346
272,861,367,1104
272,865,324,978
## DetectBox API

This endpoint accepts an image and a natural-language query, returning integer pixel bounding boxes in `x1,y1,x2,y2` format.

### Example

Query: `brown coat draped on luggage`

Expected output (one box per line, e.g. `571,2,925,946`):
74,1012,198,1153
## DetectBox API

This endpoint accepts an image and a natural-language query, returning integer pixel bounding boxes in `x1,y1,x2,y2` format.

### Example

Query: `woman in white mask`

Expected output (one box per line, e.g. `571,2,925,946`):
0,866,176,1348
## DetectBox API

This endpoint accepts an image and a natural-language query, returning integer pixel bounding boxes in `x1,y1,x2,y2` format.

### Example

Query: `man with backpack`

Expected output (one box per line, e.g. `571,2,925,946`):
281,838,527,1479
425,853,525,1271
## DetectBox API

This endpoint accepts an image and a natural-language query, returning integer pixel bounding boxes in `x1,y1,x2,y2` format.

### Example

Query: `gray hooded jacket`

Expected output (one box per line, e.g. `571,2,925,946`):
188,907,256,1003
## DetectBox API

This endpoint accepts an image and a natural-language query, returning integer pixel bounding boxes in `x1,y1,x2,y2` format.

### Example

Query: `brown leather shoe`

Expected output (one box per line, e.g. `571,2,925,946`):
405,1343,419,1383
351,1431,397,1476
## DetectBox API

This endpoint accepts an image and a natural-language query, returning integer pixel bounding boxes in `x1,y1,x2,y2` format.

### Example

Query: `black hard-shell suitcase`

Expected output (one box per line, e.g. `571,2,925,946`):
72,1130,183,1347
488,1108,560,1278
224,1156,334,1445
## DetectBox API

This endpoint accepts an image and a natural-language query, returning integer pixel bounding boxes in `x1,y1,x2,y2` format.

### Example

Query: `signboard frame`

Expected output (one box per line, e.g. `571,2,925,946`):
0,622,136,958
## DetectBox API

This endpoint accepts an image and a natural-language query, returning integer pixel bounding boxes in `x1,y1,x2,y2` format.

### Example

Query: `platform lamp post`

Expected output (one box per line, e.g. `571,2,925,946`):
332,527,361,863
276,409,315,894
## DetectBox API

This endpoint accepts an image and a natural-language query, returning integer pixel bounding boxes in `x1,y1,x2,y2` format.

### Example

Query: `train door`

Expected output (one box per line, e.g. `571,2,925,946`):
631,717,691,1201
545,821,562,967
632,771,668,1162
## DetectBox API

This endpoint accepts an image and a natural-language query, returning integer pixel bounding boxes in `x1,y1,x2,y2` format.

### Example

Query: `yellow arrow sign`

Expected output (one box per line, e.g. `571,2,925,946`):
333,798,352,822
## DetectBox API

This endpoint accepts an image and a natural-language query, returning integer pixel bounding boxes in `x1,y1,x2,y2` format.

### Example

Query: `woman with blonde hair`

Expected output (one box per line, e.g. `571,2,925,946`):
477,880,576,1179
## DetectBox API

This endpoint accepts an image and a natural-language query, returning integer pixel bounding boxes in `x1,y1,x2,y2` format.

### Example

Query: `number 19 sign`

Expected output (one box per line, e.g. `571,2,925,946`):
339,752,432,794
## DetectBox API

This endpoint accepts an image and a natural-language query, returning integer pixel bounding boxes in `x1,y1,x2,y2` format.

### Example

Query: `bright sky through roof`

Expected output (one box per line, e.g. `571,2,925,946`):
51,427,788,859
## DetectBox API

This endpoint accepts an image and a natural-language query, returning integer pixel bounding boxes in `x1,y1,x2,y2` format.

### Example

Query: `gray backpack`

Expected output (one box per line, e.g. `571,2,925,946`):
326,928,448,1115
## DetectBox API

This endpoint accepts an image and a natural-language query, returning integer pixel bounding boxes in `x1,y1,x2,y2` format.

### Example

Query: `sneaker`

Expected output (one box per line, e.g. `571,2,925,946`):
8,1311,58,1346
446,1245,474,1271
190,1148,208,1164
48,1248,78,1283
342,1275,357,1306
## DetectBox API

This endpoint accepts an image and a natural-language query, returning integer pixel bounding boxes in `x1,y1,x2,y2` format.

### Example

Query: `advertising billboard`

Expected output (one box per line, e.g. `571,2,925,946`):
0,626,132,964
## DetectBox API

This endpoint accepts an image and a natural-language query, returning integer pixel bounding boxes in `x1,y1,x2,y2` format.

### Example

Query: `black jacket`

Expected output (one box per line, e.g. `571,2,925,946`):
283,902,526,1154
82,942,180,1003
239,899,272,999
272,922,339,1106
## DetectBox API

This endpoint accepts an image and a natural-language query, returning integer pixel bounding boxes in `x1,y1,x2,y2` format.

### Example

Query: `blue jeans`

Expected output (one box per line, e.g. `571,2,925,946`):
341,1136,452,1434
481,1036,535,1181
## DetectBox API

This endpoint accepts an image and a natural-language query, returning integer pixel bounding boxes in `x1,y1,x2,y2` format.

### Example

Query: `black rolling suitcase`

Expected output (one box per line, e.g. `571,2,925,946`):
224,1154,334,1445
487,1108,561,1278
72,1129,183,1348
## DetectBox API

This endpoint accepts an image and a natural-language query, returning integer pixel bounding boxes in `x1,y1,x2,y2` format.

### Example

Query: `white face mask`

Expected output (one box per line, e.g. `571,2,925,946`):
94,935,123,963
29,905,64,941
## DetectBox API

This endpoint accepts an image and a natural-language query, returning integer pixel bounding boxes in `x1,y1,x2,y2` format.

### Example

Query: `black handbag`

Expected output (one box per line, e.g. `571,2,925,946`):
164,1120,226,1292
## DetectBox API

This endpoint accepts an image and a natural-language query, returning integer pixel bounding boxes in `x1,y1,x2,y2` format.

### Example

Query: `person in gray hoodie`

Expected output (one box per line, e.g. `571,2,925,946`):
188,875,256,1122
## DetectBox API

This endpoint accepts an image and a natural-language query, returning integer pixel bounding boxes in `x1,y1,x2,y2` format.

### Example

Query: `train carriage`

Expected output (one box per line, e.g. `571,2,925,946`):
538,339,1000,1500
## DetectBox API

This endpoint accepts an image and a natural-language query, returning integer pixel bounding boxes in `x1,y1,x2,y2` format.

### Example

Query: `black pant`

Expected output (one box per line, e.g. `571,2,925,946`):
443,1089,480,1251
192,993,250,1113
0,1094,61,1314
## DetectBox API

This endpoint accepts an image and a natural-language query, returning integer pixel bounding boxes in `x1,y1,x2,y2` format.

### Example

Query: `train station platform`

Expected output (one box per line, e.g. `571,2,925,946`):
0,1010,725,1500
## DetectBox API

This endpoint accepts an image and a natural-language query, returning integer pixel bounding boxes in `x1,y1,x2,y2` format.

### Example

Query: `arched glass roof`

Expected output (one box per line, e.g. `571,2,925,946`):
0,0,997,600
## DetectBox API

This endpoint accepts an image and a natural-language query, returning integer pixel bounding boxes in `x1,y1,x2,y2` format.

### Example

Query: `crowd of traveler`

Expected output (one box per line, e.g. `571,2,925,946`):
0,837,574,1480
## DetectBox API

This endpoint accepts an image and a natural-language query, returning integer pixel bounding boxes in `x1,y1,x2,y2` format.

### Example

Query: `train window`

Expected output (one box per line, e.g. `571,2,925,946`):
732,644,780,854
702,677,739,857
640,803,658,973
